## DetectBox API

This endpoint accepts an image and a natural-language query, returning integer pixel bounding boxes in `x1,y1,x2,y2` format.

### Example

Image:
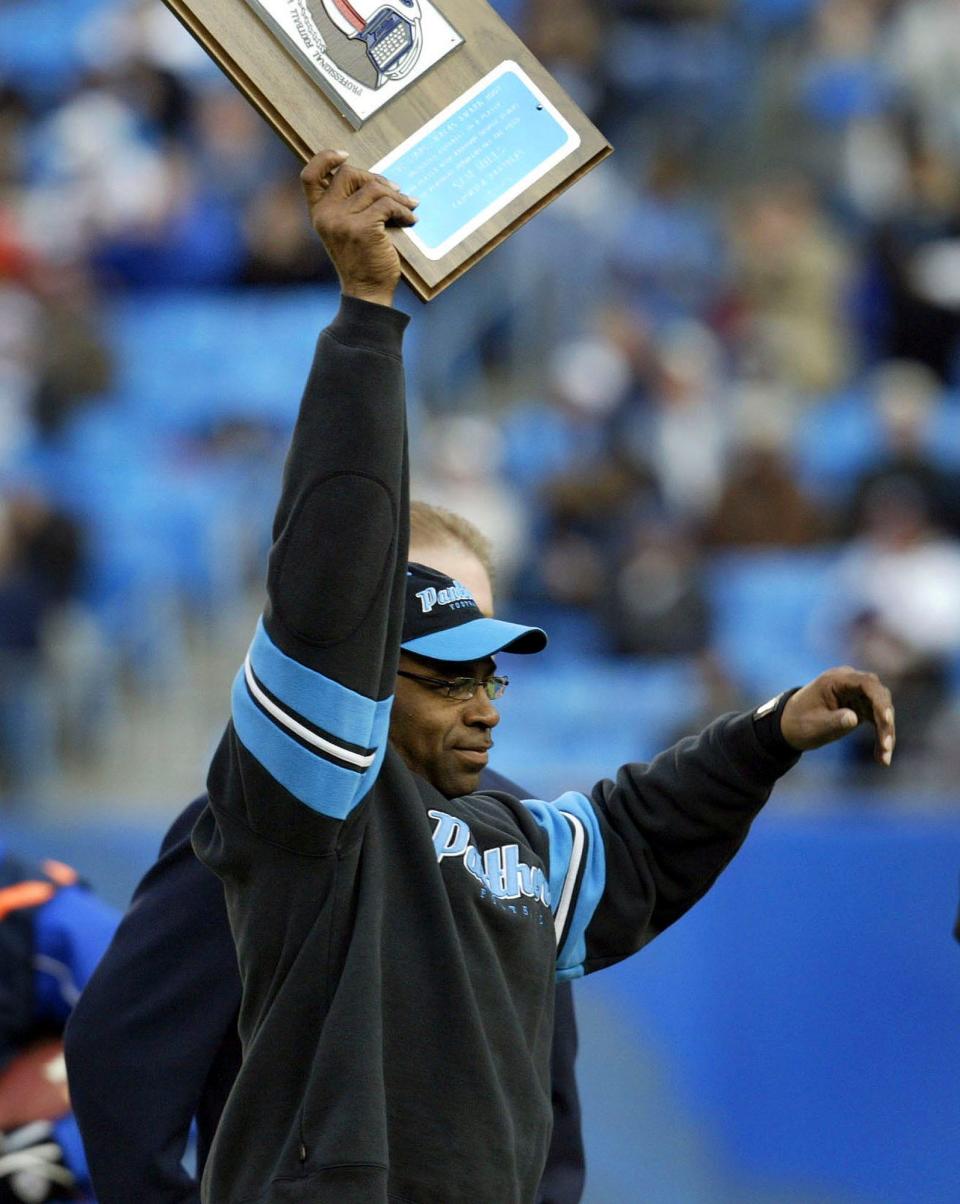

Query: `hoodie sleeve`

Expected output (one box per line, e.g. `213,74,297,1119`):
197,297,411,859
522,699,801,980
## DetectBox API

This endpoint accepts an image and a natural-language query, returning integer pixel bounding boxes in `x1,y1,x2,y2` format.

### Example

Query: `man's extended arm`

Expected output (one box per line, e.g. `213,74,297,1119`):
518,669,895,980
191,156,418,1050
198,154,417,843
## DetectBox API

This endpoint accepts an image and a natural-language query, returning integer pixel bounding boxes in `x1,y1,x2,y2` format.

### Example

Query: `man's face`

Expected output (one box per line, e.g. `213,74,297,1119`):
390,542,501,797
391,651,501,798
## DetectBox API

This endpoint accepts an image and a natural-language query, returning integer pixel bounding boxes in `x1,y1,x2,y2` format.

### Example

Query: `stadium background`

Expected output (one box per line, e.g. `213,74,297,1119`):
1,0,959,1199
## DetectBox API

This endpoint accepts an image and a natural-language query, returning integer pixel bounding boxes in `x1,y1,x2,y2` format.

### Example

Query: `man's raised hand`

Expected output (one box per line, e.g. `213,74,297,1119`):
300,150,419,308
780,667,896,765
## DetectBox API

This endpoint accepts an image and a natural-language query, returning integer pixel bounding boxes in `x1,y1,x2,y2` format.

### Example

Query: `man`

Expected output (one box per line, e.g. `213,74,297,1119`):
0,844,118,1202
64,503,585,1204
194,151,893,1203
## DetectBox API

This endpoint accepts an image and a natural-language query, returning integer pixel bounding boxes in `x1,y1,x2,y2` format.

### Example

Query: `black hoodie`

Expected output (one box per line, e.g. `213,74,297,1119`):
193,297,799,1204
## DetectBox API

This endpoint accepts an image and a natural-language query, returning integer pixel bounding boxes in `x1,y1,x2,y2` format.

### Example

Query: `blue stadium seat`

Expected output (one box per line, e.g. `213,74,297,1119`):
926,395,960,469
0,0,104,100
734,0,818,34
706,549,842,700
792,387,884,500
493,658,706,794
107,288,344,431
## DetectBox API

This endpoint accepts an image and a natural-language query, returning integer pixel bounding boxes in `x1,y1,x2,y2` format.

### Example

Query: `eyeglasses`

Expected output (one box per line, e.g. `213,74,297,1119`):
397,669,509,702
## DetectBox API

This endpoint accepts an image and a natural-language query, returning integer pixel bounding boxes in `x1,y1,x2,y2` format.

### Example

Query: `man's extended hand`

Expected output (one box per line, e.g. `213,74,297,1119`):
300,149,418,307
780,667,896,765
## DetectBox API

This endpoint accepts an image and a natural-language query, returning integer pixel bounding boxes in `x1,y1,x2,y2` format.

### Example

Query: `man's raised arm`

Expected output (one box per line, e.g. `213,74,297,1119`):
202,151,419,838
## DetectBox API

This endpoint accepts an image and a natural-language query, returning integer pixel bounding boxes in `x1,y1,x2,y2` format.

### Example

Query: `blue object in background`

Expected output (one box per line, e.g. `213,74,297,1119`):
707,550,841,699
106,288,343,431
793,389,885,501
493,656,706,798
0,0,104,101
800,60,896,128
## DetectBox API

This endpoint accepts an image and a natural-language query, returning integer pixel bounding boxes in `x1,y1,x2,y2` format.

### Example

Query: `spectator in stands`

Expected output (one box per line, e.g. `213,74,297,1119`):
885,0,960,164
537,452,660,615
502,333,633,503
864,145,960,380
111,55,195,139
239,178,338,287
193,88,279,206
845,359,960,538
0,490,85,793
627,319,728,522
29,263,113,437
5,491,84,610
28,73,172,269
77,0,210,78
799,0,894,133
0,280,38,469
523,0,604,115
728,178,852,394
0,87,29,190
834,478,960,772
604,515,712,658
707,388,828,547
608,147,727,319
90,141,245,288
534,321,660,616
506,333,639,608
0,252,110,453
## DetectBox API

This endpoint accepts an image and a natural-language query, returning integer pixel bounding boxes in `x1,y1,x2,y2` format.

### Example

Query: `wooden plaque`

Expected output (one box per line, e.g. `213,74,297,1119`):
161,0,612,300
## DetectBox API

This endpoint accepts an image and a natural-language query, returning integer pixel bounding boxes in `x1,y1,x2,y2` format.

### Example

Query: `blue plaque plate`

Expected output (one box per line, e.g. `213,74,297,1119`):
373,61,581,260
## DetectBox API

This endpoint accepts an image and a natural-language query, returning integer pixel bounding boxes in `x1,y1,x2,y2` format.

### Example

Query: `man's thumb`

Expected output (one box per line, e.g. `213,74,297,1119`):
836,708,859,731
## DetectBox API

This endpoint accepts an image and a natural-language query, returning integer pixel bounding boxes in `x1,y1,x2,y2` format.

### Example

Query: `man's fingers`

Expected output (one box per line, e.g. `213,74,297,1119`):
326,164,415,206
300,156,419,227
367,195,418,228
297,151,405,304
837,672,896,766
300,149,350,197
347,177,419,215
837,708,859,731
783,667,896,759
813,706,859,746
856,675,895,766
875,699,896,767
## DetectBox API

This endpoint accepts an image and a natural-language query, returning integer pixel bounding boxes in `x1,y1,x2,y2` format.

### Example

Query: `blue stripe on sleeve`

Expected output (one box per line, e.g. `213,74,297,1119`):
231,669,392,818
521,799,572,913
523,791,606,981
249,619,388,748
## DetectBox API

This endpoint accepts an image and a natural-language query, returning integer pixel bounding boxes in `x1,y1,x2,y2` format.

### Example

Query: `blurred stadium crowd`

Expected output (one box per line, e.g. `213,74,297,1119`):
3,0,960,800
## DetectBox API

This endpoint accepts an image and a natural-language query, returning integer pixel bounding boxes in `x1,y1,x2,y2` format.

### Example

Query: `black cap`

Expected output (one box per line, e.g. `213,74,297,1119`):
401,563,547,662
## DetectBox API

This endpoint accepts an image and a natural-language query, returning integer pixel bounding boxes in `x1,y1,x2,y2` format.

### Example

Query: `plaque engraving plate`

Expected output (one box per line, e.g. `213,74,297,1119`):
373,61,579,261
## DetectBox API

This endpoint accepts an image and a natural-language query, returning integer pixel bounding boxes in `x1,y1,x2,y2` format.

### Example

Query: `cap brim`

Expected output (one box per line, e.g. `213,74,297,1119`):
401,617,547,662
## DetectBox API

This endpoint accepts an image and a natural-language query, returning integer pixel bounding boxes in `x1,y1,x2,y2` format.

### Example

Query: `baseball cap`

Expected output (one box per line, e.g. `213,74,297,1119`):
401,563,547,662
